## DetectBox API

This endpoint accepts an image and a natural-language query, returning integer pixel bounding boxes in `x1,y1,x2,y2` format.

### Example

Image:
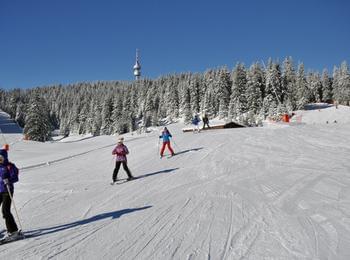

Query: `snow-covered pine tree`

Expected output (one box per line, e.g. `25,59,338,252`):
23,94,52,142
91,99,102,136
339,61,350,105
189,77,201,115
246,62,264,115
228,63,247,121
202,70,216,118
111,94,123,134
321,69,332,102
216,67,232,119
100,96,114,135
306,72,322,103
282,57,297,111
143,87,156,127
181,86,192,124
166,80,180,120
295,63,308,109
265,59,283,115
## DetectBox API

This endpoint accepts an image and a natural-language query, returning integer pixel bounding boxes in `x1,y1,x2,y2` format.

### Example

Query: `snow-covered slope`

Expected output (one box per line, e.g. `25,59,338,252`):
0,105,349,259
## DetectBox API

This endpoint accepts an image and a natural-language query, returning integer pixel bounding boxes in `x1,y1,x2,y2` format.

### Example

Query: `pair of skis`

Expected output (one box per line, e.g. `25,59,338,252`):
0,229,42,245
110,177,138,185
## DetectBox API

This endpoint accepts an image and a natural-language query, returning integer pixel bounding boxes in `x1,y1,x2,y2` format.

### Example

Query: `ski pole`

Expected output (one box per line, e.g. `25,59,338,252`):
172,138,180,151
6,184,24,233
157,138,160,156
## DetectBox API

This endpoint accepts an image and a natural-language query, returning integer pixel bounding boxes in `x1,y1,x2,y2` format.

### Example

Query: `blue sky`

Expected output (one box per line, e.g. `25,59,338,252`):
0,0,349,89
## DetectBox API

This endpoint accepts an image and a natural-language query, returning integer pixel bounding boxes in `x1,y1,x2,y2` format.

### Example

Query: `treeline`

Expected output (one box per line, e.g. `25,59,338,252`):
0,57,349,141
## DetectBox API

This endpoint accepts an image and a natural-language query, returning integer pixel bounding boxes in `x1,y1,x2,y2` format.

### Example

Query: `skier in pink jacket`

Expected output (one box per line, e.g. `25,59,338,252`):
111,137,134,183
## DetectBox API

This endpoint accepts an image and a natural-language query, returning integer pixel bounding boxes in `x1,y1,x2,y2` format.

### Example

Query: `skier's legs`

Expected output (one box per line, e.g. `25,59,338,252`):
166,142,175,155
112,161,122,181
121,161,133,178
1,193,18,233
160,142,166,156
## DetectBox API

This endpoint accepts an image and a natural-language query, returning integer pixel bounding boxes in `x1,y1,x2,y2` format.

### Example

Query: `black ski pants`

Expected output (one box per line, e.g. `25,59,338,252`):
113,161,132,181
0,192,18,233
203,121,210,129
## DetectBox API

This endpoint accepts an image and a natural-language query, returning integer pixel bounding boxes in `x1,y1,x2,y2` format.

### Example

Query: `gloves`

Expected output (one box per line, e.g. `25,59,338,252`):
3,178,9,185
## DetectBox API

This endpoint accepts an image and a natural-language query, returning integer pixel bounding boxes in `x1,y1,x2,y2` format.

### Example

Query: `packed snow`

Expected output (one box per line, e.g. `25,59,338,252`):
0,105,349,259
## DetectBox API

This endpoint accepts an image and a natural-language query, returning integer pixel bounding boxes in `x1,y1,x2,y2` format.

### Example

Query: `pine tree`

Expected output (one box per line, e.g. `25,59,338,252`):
306,72,322,102
282,57,297,110
246,63,264,115
23,94,52,142
101,96,114,134
295,63,308,109
228,63,247,121
265,59,283,115
338,61,350,105
216,67,232,119
321,69,332,102
181,86,192,124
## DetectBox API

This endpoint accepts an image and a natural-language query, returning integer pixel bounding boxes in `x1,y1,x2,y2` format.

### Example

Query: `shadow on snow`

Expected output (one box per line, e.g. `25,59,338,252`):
25,206,152,238
174,147,203,156
136,167,179,179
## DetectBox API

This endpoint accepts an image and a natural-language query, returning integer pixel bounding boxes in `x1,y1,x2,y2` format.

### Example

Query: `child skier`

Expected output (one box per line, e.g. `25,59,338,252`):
111,137,134,184
159,127,175,158
192,114,201,133
0,149,22,242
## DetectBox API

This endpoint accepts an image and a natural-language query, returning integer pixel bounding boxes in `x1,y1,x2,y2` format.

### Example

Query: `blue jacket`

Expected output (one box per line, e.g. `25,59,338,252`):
192,116,200,125
159,130,172,142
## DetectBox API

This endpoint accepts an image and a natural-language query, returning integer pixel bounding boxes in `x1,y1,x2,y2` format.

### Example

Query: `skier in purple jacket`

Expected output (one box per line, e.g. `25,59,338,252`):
0,149,21,241
111,137,134,183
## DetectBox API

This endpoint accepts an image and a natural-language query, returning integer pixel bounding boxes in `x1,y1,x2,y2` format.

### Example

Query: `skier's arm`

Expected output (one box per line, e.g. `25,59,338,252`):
1,168,10,184
124,146,129,155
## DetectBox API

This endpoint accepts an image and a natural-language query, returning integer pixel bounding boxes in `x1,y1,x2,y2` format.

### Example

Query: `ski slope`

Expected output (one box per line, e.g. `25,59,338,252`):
0,105,350,259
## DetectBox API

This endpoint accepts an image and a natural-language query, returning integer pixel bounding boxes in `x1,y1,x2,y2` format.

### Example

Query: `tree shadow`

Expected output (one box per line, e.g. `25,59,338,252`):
25,206,152,238
175,147,203,156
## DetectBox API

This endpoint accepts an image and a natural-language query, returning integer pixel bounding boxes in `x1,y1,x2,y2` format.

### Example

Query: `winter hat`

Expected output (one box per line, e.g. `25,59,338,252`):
117,137,124,143
2,144,9,151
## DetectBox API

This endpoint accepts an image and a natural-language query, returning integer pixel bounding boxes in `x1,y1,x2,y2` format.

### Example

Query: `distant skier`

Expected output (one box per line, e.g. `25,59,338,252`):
0,149,22,242
202,113,210,129
159,127,175,158
192,114,201,133
111,137,134,184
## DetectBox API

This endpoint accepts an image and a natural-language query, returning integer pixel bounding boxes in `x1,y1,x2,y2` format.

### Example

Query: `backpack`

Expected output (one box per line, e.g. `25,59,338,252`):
7,162,19,183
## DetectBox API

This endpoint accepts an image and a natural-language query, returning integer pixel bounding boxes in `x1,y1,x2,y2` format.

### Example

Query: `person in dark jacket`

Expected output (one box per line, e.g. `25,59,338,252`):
202,113,210,129
111,137,134,183
0,149,21,240
159,127,175,157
